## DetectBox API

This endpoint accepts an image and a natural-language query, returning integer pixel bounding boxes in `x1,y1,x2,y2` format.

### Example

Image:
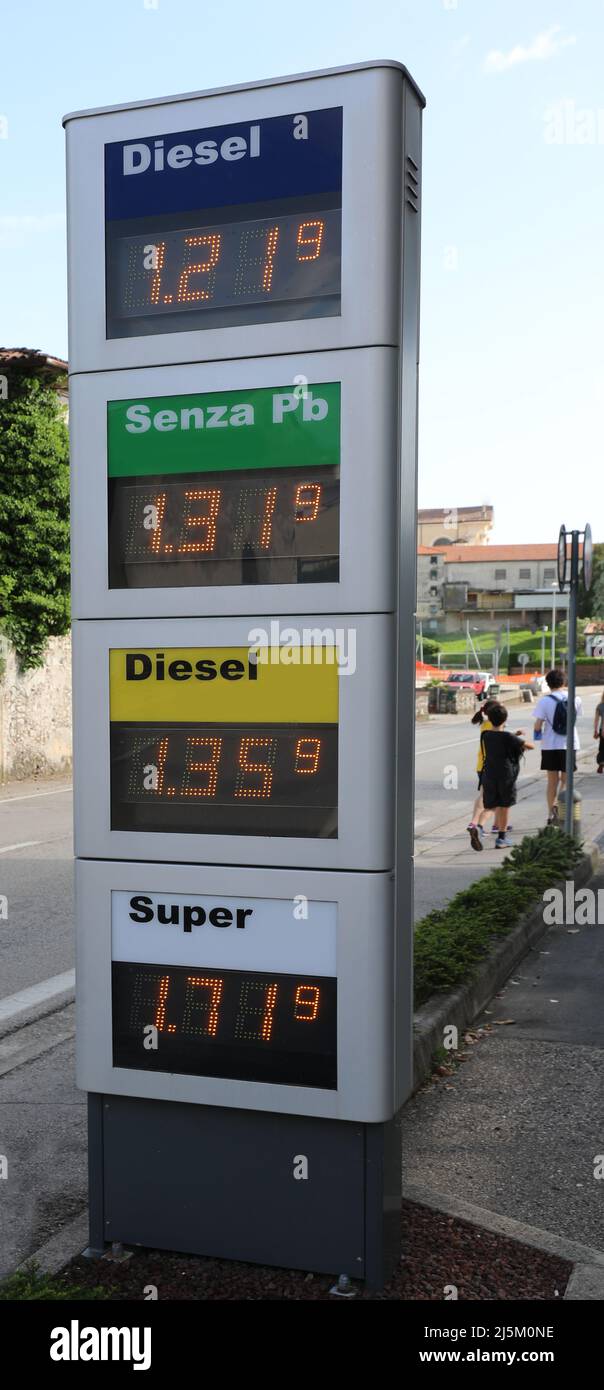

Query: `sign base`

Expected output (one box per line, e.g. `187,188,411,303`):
87,1093,401,1288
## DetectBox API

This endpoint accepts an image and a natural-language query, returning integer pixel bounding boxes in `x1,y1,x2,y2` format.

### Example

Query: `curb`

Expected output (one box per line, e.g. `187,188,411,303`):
0,974,75,1042
401,1182,604,1298
412,841,600,1090
13,1210,89,1280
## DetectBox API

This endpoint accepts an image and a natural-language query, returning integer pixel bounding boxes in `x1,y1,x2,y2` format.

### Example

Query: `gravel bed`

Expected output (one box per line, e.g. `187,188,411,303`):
59,1200,571,1301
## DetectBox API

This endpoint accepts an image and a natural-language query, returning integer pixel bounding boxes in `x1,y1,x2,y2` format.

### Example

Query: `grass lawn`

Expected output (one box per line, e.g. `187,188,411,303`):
423,626,569,669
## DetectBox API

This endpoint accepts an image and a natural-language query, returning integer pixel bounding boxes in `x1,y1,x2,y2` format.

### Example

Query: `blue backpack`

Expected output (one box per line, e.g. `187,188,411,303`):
549,695,568,736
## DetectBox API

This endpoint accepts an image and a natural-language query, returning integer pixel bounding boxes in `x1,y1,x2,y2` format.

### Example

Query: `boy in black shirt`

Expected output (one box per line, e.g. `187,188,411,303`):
480,703,532,849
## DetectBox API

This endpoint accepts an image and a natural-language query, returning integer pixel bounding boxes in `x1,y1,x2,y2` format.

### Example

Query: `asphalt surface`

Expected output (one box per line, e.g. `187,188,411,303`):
402,868,604,1249
1,692,604,1278
414,686,604,918
0,777,73,999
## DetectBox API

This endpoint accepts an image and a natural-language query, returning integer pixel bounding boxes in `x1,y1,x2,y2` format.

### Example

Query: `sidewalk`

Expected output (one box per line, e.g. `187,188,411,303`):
415,746,604,920
402,864,604,1254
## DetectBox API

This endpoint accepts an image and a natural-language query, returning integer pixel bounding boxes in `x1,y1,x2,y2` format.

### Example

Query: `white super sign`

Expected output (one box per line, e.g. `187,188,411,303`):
112,890,337,973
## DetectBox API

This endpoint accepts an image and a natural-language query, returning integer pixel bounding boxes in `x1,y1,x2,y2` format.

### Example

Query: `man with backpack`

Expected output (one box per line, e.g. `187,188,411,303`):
533,668,582,825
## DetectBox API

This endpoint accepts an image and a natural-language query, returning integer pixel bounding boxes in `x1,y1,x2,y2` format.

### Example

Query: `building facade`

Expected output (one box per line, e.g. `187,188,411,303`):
417,543,571,632
417,504,493,549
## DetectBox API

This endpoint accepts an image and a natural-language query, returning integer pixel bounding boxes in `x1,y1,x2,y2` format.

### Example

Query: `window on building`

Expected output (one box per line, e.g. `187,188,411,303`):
429,586,438,597
429,569,438,580
494,569,507,580
519,568,531,580
543,568,555,580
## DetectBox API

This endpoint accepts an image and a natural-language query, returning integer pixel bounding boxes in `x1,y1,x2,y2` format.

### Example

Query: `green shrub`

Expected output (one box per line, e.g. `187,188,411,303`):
0,374,70,668
414,827,582,1008
0,1261,108,1301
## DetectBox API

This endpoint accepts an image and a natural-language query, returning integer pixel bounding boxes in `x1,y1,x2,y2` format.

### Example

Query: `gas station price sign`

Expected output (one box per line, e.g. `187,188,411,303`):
112,962,337,1088
109,645,339,838
108,383,340,589
105,108,342,337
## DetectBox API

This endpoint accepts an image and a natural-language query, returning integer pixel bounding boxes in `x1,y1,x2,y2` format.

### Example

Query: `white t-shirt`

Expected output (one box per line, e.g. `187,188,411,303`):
533,690,582,751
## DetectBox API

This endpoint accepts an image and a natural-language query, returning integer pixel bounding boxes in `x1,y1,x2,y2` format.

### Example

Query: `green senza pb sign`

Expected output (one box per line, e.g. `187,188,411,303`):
107,383,340,477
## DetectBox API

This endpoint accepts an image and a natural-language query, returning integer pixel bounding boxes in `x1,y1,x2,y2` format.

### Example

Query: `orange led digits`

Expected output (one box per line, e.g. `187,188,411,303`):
294,483,322,523
294,985,320,1021
153,737,169,797
149,242,166,304
259,486,277,549
234,979,278,1042
154,974,177,1033
294,737,321,775
183,975,223,1037
149,492,167,553
234,737,277,799
182,736,222,798
177,488,221,553
262,225,279,291
296,220,324,261
177,234,221,302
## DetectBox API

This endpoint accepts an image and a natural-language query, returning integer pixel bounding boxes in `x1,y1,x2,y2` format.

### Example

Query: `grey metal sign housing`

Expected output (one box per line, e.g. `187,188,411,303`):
65,60,424,1285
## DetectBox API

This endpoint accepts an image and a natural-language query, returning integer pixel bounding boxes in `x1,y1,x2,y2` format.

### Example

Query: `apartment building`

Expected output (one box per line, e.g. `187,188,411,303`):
417,543,570,632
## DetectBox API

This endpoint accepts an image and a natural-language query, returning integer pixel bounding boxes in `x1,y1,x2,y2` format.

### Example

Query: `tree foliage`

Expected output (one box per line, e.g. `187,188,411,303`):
578,541,604,620
0,372,70,667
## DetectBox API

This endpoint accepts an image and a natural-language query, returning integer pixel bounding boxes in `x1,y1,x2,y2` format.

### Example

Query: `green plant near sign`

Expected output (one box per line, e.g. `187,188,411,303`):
414,827,581,1008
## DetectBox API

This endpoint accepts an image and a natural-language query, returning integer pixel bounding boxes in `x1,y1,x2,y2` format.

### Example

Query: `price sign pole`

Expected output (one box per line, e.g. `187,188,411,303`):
557,523,592,837
65,62,424,1287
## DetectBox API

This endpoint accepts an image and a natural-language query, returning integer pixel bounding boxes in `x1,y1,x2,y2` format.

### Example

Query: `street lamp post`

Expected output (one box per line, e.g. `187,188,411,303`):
557,523,593,837
551,583,556,669
541,626,548,677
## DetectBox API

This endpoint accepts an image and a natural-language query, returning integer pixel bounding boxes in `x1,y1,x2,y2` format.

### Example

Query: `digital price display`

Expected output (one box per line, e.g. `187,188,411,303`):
107,384,340,589
111,722,338,837
105,108,342,337
112,962,337,1088
109,645,340,839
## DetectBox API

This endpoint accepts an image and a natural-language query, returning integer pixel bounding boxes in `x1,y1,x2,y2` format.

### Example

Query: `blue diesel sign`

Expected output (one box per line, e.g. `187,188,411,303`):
105,107,343,220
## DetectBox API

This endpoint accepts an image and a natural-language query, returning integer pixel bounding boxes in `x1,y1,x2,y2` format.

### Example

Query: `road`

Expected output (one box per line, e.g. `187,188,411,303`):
1,692,603,1005
414,686,604,918
0,777,73,1004
1,688,604,1278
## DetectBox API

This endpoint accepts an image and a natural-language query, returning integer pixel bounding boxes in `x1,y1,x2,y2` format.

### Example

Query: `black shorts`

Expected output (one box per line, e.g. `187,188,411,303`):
540,750,577,772
481,776,517,810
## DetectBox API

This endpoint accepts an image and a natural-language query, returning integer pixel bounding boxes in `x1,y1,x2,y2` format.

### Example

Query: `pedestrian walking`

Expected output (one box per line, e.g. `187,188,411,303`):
593,690,604,774
467,698,497,850
467,698,519,850
478,703,532,850
532,668,582,824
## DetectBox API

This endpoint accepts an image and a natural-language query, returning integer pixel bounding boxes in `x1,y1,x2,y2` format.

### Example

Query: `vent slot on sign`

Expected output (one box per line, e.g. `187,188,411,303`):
405,155,419,212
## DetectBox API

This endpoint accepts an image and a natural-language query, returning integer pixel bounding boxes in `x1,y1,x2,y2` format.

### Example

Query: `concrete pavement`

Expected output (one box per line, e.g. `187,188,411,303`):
0,777,73,999
402,863,604,1254
2,692,604,1281
414,686,604,918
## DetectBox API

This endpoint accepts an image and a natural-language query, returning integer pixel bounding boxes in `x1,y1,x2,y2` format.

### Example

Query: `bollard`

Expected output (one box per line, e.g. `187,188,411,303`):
558,787,582,842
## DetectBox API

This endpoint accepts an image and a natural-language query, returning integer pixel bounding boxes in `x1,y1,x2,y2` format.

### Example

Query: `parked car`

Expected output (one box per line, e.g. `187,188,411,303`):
443,671,494,698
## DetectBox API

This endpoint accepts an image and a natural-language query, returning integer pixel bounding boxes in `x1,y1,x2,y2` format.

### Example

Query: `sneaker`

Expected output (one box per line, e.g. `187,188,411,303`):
495,834,512,848
468,825,483,852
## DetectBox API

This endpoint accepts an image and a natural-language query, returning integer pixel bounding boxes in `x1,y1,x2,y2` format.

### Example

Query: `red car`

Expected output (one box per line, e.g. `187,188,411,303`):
443,671,491,698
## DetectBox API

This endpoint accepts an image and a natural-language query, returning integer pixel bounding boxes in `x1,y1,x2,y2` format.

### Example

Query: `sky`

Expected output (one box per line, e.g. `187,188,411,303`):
0,0,602,545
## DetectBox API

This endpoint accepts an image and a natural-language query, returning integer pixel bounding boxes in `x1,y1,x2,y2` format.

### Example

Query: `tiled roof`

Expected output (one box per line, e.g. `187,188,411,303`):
418,543,561,561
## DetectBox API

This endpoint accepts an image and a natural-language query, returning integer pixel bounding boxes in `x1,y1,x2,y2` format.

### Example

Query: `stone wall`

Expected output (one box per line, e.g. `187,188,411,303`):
415,688,430,720
0,634,72,780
